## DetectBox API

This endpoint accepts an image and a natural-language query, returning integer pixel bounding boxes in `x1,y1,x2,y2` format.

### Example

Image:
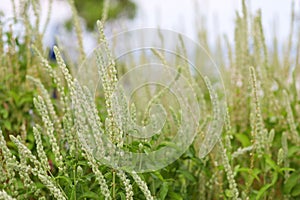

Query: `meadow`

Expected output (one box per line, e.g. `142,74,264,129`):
0,0,299,199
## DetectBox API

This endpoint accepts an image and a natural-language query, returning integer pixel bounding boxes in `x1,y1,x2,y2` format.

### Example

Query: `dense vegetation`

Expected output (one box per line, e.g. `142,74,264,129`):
0,0,299,199
73,0,136,30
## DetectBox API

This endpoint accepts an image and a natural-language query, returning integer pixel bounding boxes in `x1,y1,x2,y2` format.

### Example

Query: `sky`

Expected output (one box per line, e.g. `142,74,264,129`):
0,0,298,52
131,0,297,45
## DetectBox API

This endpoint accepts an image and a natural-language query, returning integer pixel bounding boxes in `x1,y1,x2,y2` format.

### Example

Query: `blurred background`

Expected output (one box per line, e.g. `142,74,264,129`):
0,0,299,57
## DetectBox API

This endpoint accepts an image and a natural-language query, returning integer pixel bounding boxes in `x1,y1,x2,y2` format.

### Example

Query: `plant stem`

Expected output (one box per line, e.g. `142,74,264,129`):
113,170,116,200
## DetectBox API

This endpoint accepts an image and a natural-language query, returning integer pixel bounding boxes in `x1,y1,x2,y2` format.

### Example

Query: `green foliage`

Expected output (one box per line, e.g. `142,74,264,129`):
0,24,36,138
0,0,300,199
73,0,136,30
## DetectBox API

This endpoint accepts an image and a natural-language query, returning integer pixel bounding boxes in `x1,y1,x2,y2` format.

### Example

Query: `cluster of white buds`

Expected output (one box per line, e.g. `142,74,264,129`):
232,146,253,158
9,135,42,170
284,90,300,145
17,138,38,196
281,132,290,182
0,190,16,200
33,126,50,171
220,143,240,200
117,170,134,200
81,148,111,199
96,20,124,148
33,46,65,107
38,174,66,200
27,77,62,135
0,130,18,197
33,96,64,172
8,135,65,199
249,67,266,158
131,171,154,200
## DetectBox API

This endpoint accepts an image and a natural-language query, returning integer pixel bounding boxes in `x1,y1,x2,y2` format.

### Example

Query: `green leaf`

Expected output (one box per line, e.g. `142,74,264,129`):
117,192,126,200
236,167,261,182
70,187,76,200
284,171,300,194
168,192,183,200
177,169,196,182
292,184,300,197
1,109,9,119
191,157,203,166
225,189,234,198
279,168,295,173
77,161,89,166
265,155,280,172
55,176,73,186
235,133,251,147
158,182,168,200
4,121,11,131
151,171,165,182
104,171,112,180
17,95,33,107
78,191,100,199
35,182,46,189
256,172,278,200
288,146,300,157
156,141,181,151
